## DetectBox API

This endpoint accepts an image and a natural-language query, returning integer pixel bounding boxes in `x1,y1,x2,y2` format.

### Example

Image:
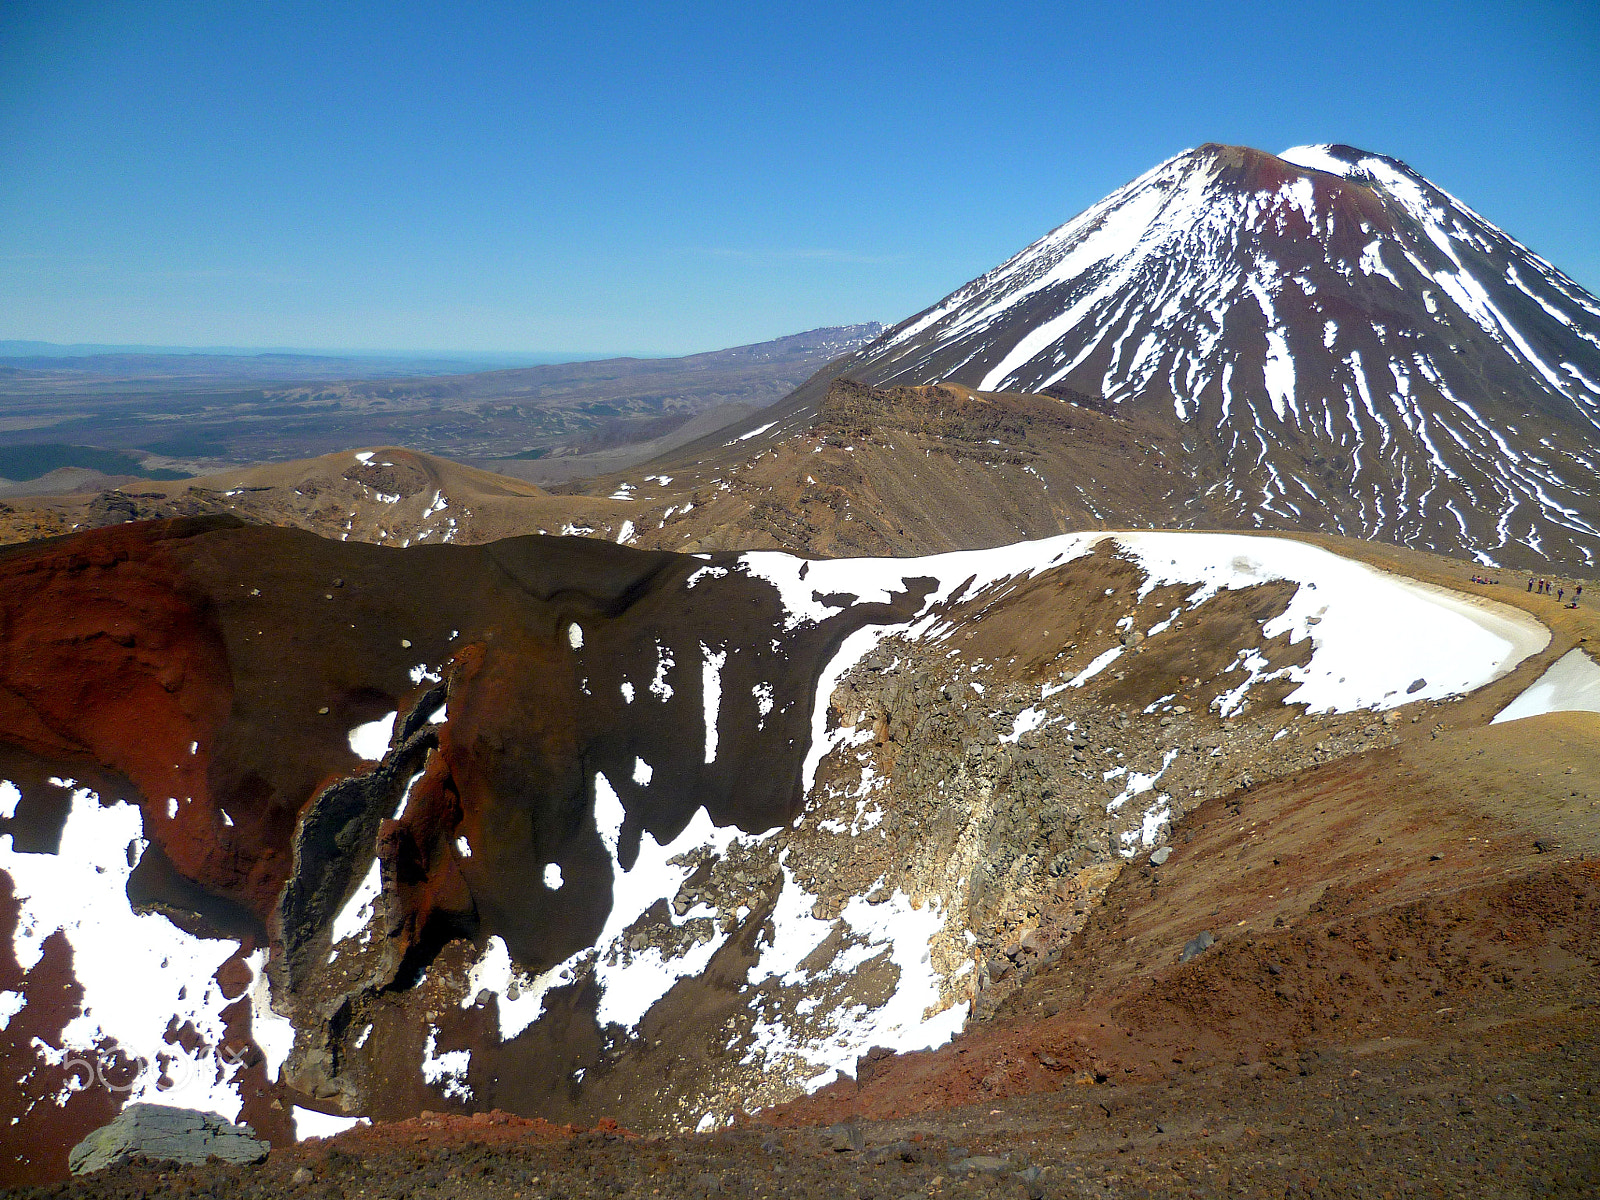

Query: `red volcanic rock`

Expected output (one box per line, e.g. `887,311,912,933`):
214,955,253,1001
0,520,235,906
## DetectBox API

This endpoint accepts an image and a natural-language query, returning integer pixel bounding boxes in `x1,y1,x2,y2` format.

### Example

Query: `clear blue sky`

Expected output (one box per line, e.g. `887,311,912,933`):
2,0,1595,356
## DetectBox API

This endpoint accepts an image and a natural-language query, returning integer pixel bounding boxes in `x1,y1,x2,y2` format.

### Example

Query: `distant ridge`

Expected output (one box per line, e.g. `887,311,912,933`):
0,340,615,366
0,324,886,469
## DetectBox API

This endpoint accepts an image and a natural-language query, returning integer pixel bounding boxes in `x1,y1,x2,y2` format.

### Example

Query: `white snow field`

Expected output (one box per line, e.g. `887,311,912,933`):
0,784,258,1119
1492,648,1600,724
743,531,1546,716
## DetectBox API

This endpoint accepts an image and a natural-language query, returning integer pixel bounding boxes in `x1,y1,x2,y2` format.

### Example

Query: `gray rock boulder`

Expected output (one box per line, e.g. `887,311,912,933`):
68,1103,268,1174
1179,930,1215,963
950,1154,1012,1174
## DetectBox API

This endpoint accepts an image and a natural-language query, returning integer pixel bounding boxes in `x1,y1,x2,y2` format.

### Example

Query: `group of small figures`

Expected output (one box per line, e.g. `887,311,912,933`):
1527,577,1583,608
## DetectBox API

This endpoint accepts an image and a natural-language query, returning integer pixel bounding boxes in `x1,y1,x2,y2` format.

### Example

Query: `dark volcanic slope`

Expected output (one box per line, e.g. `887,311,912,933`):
2,515,1596,1195
0,516,927,1180
0,513,1576,1186
719,145,1600,569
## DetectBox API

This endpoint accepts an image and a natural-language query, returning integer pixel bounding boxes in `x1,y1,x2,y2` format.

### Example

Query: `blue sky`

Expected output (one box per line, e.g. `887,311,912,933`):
1,0,1595,356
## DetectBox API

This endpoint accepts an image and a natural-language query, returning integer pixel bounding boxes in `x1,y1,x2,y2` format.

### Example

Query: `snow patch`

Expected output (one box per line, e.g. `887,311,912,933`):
740,865,968,1091
0,989,24,1031
330,858,382,946
701,644,726,764
294,1107,370,1141
1492,649,1600,723
348,712,396,761
1113,532,1546,712
649,642,676,700
999,706,1047,744
421,1025,472,1101
0,787,250,1117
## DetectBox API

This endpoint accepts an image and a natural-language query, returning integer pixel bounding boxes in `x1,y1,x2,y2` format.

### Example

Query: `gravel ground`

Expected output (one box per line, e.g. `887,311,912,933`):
9,1007,1595,1200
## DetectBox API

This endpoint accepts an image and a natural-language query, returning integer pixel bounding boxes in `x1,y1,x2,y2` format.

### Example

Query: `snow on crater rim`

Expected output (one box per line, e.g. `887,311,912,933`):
1278,144,1356,177
742,531,1546,714
1115,532,1547,711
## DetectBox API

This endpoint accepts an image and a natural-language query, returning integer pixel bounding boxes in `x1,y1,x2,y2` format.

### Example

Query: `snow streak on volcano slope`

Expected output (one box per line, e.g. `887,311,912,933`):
833,144,1600,568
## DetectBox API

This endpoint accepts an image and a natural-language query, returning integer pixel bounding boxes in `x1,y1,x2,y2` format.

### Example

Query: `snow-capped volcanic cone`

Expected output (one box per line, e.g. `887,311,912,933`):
836,144,1600,568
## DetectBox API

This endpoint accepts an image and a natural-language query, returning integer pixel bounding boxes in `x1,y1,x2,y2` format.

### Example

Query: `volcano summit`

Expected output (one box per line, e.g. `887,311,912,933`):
740,144,1600,570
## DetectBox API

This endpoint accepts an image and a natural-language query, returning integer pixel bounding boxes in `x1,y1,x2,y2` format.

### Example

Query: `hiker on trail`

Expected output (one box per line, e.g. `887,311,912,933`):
1529,579,1535,592
1579,584,1585,600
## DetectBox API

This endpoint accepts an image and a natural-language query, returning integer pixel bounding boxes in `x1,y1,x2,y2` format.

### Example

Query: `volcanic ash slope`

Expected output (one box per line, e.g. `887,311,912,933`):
0,519,1560,1179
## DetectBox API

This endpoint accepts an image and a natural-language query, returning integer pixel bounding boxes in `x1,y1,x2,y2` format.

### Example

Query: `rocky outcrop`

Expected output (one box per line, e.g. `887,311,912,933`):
68,1104,266,1174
